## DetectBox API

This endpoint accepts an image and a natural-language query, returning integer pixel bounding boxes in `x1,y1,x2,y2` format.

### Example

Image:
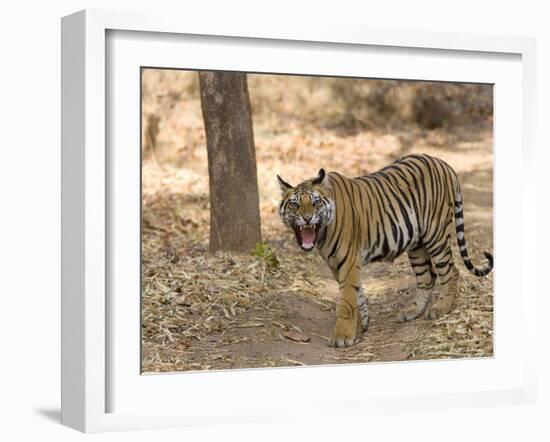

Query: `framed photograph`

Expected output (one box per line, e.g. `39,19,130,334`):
61,9,537,433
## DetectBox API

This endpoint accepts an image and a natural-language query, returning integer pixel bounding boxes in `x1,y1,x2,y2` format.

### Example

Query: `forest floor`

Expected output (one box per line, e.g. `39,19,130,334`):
141,117,494,373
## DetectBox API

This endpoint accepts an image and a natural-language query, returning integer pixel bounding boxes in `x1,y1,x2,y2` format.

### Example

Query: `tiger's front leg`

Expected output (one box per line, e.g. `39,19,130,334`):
329,262,361,348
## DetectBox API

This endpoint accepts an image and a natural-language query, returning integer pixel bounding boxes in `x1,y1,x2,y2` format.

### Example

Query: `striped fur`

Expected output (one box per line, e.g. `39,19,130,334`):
278,154,493,348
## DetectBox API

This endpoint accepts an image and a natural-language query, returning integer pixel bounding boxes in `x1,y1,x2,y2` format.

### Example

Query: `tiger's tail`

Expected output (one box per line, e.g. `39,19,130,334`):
453,187,493,277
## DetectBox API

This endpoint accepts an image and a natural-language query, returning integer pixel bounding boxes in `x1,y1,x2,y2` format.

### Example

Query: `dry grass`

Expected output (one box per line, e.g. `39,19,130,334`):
141,70,493,373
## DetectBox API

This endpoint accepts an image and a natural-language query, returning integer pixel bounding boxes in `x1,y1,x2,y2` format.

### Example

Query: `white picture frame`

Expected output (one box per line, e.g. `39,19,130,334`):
61,9,537,433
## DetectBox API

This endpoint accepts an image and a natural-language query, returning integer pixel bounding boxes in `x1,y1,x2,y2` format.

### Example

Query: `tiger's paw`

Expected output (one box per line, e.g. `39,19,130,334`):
328,333,357,348
328,319,357,348
424,297,454,320
397,303,424,322
424,306,443,320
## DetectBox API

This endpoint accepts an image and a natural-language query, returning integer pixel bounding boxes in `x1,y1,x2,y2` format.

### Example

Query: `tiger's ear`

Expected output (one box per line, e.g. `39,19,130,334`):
277,175,293,193
311,168,328,187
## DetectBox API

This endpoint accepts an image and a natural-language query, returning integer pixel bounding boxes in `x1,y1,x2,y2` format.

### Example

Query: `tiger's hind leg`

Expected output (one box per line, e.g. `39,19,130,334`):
397,246,436,322
424,235,459,320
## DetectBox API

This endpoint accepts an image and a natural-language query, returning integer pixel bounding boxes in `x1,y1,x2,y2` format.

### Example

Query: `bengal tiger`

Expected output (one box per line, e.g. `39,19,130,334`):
277,154,493,348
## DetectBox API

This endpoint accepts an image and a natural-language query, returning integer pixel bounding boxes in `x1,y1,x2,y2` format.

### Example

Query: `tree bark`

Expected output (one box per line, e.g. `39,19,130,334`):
198,71,262,253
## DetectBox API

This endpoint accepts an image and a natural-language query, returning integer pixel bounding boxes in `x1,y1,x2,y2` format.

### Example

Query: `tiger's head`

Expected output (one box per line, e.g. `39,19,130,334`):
277,169,335,252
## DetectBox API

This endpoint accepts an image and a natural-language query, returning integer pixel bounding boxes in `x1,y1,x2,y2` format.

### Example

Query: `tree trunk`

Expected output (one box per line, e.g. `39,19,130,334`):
198,71,262,253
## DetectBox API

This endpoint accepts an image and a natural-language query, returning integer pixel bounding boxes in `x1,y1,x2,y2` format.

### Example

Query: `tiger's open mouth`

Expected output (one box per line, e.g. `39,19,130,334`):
293,224,319,251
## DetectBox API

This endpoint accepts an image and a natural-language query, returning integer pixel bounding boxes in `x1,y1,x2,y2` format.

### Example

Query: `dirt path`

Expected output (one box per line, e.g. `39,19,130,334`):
241,271,421,366
144,264,421,370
